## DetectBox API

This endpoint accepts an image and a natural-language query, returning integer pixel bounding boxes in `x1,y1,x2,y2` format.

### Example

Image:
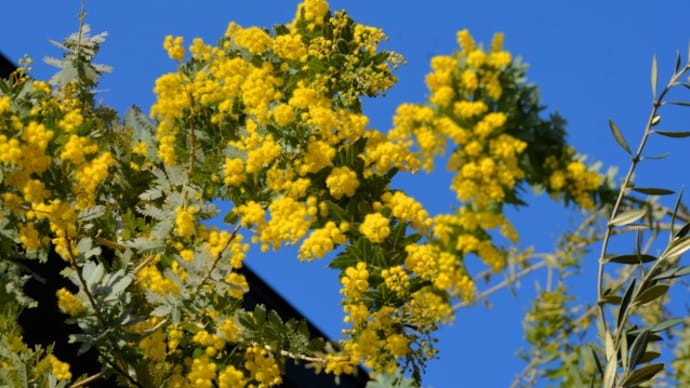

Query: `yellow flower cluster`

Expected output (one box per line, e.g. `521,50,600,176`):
193,330,226,357
387,30,529,276
56,287,84,316
403,244,475,300
164,35,185,61
0,95,10,113
225,272,249,299
381,265,409,295
298,221,348,261
294,0,329,30
219,318,241,343
325,354,354,376
218,365,248,387
19,223,43,250
46,354,72,381
167,325,183,351
150,72,187,165
244,346,282,387
58,107,83,132
385,334,409,358
340,262,369,299
298,140,334,175
33,200,78,260
406,289,454,328
223,157,246,186
384,191,433,231
187,356,217,388
273,33,307,61
252,196,312,251
175,205,197,239
358,212,390,244
548,159,602,209
137,257,179,296
60,134,98,164
74,152,114,209
139,329,166,362
340,305,415,373
326,166,360,200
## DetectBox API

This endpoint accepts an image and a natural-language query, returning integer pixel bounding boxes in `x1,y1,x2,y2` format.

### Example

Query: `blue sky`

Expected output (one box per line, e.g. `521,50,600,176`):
3,1,690,386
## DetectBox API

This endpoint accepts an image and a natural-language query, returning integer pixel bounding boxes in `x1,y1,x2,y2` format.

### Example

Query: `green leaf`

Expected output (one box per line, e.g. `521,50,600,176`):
107,272,133,300
673,265,690,277
668,100,690,107
634,284,669,305
654,130,690,138
651,265,690,281
675,49,682,73
661,235,690,260
631,187,674,195
674,221,690,239
628,329,649,368
671,188,685,242
609,119,631,155
590,346,604,377
639,351,661,363
642,152,670,160
618,278,636,330
224,211,239,225
610,208,646,226
151,305,171,317
621,363,663,386
648,318,683,333
607,254,656,264
651,55,658,98
604,355,617,388
600,295,622,305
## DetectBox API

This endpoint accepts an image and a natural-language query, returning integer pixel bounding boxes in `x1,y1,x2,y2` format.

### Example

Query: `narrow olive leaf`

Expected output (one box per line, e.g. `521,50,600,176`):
604,357,617,388
651,266,686,281
671,188,685,241
675,49,682,73
609,119,632,155
673,265,690,277
605,330,616,360
618,278,636,330
668,100,690,107
621,332,629,370
631,187,674,195
621,363,664,386
608,254,656,265
654,130,690,138
649,318,683,333
639,351,661,363
634,284,669,305
610,208,646,226
628,329,649,369
674,221,690,239
641,152,670,160
591,346,604,376
660,235,690,260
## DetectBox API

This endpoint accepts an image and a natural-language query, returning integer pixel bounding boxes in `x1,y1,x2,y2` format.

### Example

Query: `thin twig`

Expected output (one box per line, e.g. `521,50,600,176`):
453,258,548,311
70,372,102,388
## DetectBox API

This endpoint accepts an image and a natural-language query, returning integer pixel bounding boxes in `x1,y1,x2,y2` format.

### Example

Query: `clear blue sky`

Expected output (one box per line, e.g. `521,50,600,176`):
3,1,690,386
